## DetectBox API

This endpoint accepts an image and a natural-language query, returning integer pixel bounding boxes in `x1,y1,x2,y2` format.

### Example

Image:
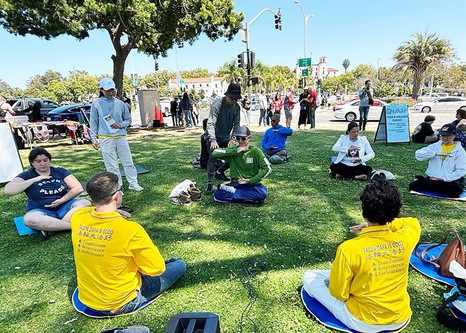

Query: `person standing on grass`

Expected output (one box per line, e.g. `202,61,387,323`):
283,86,296,128
409,123,466,197
258,89,268,127
303,176,421,332
212,126,271,205
170,97,179,127
205,83,241,194
330,121,375,180
358,80,374,131
71,172,186,315
307,86,317,130
298,87,309,130
241,95,252,125
90,78,143,192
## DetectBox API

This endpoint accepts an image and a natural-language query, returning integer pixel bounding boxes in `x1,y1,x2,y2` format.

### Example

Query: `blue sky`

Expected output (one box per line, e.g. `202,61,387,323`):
2,0,466,89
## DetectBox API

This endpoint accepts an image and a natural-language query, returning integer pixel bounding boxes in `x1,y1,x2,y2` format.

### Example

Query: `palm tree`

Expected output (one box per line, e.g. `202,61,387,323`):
342,59,350,73
393,32,452,99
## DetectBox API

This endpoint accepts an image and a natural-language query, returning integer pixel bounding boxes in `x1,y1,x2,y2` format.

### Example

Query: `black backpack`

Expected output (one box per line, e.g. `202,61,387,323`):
437,278,466,330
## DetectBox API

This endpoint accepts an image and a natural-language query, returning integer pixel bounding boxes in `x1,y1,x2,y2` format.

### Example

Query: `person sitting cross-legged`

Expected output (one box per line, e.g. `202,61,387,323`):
261,114,293,162
70,172,186,315
409,123,466,197
212,126,272,205
303,176,421,332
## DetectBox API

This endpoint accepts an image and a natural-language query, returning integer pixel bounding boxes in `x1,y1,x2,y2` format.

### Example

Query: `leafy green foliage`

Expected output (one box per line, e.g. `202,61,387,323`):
393,32,453,98
0,129,462,332
0,0,243,96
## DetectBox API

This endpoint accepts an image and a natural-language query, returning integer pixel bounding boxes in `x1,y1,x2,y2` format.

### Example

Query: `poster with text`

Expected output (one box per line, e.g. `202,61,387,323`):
0,123,24,183
385,104,410,143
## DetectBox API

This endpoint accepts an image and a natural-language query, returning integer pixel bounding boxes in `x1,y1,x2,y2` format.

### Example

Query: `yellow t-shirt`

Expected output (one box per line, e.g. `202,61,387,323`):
329,217,421,325
442,143,455,160
70,207,165,311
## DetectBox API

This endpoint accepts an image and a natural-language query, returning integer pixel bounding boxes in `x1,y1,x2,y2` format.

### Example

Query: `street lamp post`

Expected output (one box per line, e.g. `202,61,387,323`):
294,0,314,59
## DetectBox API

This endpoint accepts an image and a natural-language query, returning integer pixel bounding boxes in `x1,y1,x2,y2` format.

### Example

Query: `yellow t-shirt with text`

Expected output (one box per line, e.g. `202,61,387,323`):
329,217,421,325
70,207,165,311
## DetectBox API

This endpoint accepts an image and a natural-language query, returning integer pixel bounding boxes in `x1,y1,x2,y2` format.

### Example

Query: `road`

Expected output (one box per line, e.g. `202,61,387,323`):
134,105,456,133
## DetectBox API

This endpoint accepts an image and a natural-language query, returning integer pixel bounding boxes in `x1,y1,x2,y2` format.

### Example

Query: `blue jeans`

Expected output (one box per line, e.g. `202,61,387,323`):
359,106,370,130
214,181,268,203
115,258,186,314
28,198,82,219
183,110,192,126
308,106,317,128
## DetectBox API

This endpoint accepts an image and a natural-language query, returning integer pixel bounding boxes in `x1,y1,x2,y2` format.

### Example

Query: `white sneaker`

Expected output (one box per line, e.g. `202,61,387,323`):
219,184,236,194
129,184,144,191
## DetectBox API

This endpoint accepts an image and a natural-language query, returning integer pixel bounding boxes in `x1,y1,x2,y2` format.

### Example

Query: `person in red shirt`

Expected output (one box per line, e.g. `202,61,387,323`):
307,86,318,130
283,87,296,128
272,93,283,118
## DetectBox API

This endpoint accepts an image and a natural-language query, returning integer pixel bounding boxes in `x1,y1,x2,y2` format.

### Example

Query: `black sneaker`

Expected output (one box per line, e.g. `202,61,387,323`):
215,172,230,181
39,230,55,241
205,183,213,194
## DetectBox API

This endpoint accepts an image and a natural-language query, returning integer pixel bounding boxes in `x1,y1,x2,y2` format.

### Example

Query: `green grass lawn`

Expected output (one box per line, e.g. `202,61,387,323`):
0,128,463,332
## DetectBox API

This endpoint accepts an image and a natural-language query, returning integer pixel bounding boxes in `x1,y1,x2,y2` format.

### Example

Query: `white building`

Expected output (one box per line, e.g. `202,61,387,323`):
168,76,228,97
311,55,338,80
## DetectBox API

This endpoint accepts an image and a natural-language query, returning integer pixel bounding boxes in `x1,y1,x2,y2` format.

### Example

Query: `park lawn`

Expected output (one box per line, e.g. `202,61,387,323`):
0,128,463,333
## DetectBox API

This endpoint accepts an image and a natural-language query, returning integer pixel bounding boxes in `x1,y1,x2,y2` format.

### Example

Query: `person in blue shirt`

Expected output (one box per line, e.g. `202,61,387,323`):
261,115,293,158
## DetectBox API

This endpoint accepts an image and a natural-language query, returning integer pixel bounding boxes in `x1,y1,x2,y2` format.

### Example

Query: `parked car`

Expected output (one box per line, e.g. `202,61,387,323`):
8,98,60,120
418,92,449,101
333,98,389,121
46,104,91,122
413,97,466,113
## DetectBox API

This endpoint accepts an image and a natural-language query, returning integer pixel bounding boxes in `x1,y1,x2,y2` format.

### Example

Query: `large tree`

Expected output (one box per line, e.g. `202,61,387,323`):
0,0,243,96
393,32,452,99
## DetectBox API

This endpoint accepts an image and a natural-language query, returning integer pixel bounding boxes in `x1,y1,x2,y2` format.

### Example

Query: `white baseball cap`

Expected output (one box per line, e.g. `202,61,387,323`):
99,78,116,90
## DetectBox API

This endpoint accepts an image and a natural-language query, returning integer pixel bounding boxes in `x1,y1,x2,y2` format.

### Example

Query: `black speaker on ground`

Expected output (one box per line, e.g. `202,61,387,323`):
164,312,220,333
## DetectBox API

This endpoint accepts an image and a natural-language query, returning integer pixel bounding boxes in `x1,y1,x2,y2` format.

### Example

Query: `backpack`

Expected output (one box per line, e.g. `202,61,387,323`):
437,277,466,330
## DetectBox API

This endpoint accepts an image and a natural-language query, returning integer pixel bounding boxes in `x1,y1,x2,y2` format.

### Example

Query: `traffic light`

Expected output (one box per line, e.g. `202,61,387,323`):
248,51,255,69
317,79,322,89
298,78,303,89
155,62,159,71
237,53,244,68
274,10,282,30
250,77,259,85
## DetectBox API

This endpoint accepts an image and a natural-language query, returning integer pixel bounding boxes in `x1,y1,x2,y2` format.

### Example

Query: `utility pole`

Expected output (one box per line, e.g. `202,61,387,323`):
241,8,281,98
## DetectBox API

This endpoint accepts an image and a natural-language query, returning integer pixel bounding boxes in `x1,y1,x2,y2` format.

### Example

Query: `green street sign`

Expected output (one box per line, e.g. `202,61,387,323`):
179,79,185,84
301,69,309,77
298,57,312,67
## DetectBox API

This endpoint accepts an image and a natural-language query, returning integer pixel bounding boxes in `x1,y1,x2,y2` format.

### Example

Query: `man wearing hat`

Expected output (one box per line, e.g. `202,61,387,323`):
211,126,271,204
90,78,143,191
205,83,242,193
409,123,466,197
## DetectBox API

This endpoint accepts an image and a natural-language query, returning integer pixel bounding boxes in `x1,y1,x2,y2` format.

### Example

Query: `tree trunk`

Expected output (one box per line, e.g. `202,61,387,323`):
112,49,130,99
412,69,424,99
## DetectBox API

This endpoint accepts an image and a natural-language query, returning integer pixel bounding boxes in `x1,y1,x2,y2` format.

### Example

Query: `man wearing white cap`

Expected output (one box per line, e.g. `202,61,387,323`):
89,78,143,191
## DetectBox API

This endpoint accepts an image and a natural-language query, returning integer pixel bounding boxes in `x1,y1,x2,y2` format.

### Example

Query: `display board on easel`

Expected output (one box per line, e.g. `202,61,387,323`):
374,104,410,144
0,122,24,184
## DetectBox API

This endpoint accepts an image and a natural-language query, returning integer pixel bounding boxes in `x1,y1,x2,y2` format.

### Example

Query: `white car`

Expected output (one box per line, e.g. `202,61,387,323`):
333,98,389,122
418,93,448,102
413,97,466,113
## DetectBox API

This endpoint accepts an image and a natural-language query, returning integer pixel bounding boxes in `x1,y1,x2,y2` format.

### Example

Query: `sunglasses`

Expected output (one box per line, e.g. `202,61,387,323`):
111,186,123,196
236,136,249,141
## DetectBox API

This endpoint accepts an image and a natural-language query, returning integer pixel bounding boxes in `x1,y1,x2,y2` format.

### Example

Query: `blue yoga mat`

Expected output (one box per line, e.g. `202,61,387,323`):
410,190,466,201
72,288,160,318
300,287,409,333
13,216,37,236
409,243,455,286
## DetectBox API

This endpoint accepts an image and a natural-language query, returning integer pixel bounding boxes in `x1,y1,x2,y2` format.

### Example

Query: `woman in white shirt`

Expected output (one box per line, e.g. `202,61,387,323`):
330,121,375,180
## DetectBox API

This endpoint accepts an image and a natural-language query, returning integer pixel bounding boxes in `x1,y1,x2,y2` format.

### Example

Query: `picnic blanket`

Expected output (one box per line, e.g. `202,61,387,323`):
410,190,466,201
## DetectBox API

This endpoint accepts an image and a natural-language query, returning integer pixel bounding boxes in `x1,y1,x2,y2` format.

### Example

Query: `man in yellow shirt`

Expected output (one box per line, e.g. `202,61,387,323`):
303,176,421,332
70,172,186,314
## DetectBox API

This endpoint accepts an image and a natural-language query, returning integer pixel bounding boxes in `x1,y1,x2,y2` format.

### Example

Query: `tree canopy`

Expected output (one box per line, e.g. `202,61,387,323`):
0,0,244,96
393,32,452,99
